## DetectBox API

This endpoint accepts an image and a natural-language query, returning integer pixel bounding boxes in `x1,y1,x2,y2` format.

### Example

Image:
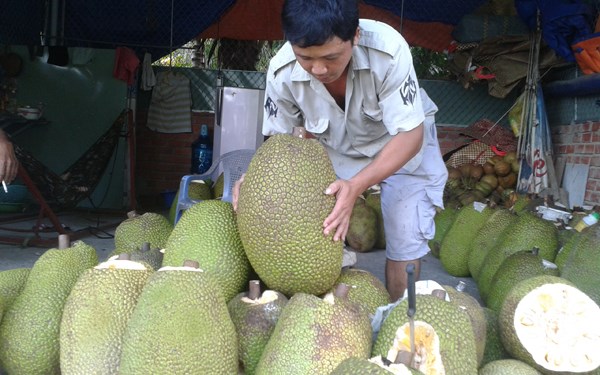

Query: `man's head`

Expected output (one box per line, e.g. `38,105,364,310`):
282,0,359,48
282,0,359,84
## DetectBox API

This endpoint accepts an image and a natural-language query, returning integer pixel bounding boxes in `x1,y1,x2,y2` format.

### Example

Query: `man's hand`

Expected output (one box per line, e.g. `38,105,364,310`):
0,135,18,184
322,179,362,242
231,173,245,211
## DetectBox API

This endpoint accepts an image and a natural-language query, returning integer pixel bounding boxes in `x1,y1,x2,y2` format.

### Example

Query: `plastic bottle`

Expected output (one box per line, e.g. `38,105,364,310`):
574,212,600,232
191,124,213,174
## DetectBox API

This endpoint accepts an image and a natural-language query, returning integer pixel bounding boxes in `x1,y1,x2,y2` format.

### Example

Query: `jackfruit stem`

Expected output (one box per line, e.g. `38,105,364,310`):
118,253,131,260
531,247,540,256
248,280,261,300
141,242,150,252
126,210,139,219
58,234,71,249
183,260,199,268
334,283,350,299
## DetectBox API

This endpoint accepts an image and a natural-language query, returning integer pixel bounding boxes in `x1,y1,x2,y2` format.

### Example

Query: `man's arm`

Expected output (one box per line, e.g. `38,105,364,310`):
0,130,19,183
322,123,424,241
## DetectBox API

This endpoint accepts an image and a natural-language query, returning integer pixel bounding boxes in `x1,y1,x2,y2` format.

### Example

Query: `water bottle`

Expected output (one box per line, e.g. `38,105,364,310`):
191,124,213,174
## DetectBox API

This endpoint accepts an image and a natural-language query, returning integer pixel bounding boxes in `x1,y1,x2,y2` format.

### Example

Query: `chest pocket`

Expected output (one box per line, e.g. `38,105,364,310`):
361,104,383,123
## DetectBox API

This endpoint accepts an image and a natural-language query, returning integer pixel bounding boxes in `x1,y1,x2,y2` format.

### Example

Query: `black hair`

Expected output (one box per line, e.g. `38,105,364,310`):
281,0,359,47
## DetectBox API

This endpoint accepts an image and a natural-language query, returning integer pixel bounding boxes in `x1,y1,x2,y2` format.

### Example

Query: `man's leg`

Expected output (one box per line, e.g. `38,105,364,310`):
386,257,421,302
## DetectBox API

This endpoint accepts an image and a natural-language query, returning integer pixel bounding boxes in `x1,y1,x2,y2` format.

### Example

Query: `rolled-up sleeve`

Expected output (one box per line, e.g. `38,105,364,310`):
262,65,303,136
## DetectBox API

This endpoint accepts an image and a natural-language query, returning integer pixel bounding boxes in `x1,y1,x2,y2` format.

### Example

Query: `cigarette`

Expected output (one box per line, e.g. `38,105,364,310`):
2,180,7,193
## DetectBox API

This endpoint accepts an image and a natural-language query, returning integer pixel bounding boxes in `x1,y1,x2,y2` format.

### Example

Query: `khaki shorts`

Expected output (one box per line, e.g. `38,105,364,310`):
380,174,438,262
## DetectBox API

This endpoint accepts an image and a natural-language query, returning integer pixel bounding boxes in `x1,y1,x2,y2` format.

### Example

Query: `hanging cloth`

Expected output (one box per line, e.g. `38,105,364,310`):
112,47,140,86
140,52,157,91
146,71,192,133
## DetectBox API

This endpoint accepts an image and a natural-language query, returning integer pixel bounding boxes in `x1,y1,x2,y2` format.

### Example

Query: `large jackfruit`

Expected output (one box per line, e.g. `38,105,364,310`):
0,240,98,375
227,281,288,375
327,268,391,317
560,227,600,306
373,294,479,375
113,211,173,255
163,200,250,302
255,290,372,374
59,257,153,375
236,134,343,296
481,307,509,367
0,268,30,323
477,212,558,302
118,263,238,374
428,205,458,258
346,196,378,253
498,275,600,374
479,359,543,374
467,208,517,281
365,189,386,249
439,203,493,277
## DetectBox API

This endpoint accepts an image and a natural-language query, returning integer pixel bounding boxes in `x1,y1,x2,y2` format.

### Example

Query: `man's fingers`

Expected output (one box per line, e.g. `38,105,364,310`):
231,173,246,211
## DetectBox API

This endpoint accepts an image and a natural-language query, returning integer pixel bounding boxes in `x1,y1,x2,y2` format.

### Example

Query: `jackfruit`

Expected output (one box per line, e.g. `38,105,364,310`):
479,359,543,374
553,230,581,271
227,280,288,375
439,203,493,277
467,208,517,281
486,248,558,312
477,212,558,302
236,134,343,296
365,187,386,249
0,239,98,375
443,284,486,366
113,211,173,255
498,275,600,374
167,179,213,224
428,205,458,259
346,196,378,252
162,200,250,301
331,356,417,374
373,293,479,375
255,288,372,374
59,257,153,375
213,172,225,199
560,227,600,306
481,307,509,367
327,268,391,316
118,262,238,374
127,242,164,270
0,268,29,323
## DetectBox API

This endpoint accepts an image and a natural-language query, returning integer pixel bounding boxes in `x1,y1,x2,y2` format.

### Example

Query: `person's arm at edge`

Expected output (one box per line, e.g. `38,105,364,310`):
322,123,424,241
0,129,19,183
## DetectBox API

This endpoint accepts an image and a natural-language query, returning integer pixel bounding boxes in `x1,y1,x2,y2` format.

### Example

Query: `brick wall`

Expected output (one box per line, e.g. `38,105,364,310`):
134,113,600,209
552,121,600,205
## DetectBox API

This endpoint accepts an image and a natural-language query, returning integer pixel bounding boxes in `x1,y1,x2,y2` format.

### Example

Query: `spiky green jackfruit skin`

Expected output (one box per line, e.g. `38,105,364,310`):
372,294,478,375
467,209,517,281
168,180,213,224
328,268,391,317
553,230,581,271
0,268,30,324
477,212,559,302
59,264,153,375
439,204,493,277
486,250,558,312
347,198,378,252
163,200,250,301
237,134,343,296
118,268,237,375
113,212,173,255
331,357,420,374
0,241,98,375
443,285,486,366
128,246,164,270
560,228,600,306
428,205,458,258
481,307,509,367
479,359,543,374
213,172,225,199
227,290,288,375
255,293,372,375
497,275,575,373
365,191,386,249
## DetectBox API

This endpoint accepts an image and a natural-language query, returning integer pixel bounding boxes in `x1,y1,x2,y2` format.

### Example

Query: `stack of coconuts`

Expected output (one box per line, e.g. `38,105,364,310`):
445,151,520,207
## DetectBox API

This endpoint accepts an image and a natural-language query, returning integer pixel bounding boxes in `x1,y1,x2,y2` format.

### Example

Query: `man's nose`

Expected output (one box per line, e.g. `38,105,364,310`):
311,62,327,75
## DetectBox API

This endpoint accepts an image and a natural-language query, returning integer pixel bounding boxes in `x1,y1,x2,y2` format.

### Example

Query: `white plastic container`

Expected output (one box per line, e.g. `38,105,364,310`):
574,212,600,232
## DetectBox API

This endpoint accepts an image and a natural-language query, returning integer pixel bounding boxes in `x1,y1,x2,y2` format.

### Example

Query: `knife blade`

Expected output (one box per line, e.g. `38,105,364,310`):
406,263,416,364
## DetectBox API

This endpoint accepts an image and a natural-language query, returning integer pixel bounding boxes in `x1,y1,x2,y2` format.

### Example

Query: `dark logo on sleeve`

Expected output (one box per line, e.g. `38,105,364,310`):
264,97,278,119
400,75,417,106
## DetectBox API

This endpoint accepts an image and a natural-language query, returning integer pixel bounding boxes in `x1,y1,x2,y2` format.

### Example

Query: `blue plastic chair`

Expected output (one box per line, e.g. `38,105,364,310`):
174,149,255,223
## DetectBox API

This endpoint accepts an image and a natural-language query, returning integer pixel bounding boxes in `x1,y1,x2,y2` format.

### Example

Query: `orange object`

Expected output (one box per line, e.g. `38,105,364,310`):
571,33,600,75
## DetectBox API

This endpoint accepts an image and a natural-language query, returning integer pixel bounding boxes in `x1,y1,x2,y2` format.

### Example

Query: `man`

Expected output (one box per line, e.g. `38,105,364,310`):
0,129,19,184
235,0,447,301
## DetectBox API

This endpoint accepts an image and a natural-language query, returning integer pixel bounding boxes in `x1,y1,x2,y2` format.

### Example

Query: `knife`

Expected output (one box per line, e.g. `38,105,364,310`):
406,263,416,366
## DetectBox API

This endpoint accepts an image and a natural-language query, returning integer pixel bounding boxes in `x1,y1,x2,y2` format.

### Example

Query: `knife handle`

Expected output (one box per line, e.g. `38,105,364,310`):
406,263,416,318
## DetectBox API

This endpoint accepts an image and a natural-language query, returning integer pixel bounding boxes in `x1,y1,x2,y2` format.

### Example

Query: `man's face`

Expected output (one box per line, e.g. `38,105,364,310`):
291,31,358,84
